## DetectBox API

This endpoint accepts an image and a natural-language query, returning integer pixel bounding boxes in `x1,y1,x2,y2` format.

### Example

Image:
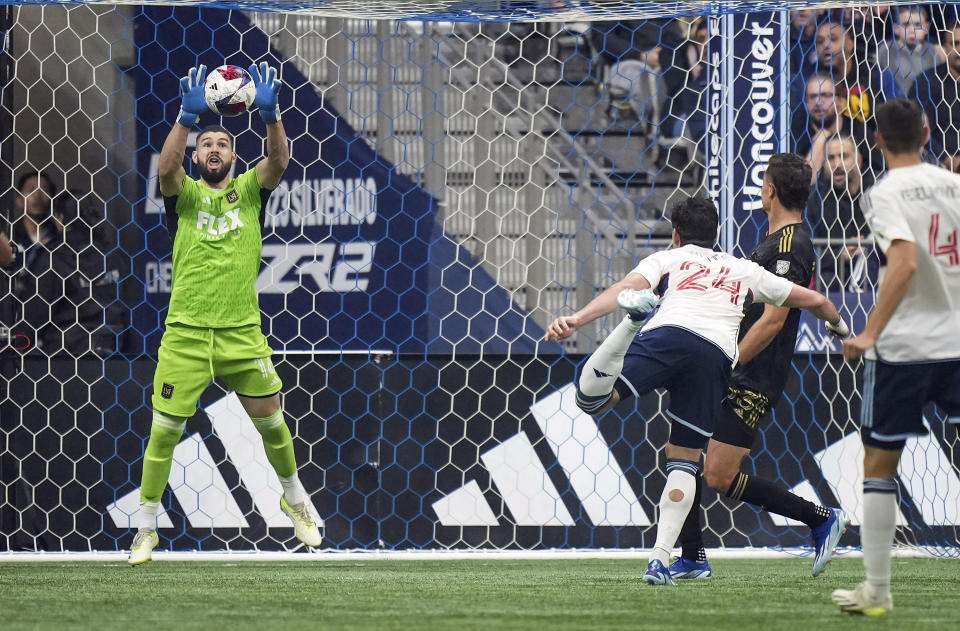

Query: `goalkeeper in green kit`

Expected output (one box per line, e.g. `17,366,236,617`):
129,63,321,565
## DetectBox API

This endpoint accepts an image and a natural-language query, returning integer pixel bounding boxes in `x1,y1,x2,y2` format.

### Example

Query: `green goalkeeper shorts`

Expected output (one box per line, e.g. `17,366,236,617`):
152,322,283,417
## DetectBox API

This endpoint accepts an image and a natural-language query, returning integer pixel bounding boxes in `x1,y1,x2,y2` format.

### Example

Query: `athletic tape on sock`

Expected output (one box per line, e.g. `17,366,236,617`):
250,408,285,429
151,410,187,433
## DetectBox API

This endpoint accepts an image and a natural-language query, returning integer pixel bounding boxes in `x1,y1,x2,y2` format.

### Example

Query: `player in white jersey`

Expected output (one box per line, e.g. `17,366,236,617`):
831,99,960,616
545,197,849,586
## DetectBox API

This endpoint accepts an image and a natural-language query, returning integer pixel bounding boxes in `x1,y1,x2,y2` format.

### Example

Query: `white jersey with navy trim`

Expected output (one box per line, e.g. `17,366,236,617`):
862,163,960,362
631,244,795,364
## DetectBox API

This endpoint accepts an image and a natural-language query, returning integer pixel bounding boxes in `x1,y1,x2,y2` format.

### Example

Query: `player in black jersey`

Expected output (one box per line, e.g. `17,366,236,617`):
671,153,850,580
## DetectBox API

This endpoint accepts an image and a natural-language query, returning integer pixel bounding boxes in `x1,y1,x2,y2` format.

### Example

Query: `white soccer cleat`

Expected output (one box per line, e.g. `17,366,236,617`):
832,582,893,616
617,289,660,321
280,496,323,547
128,529,158,566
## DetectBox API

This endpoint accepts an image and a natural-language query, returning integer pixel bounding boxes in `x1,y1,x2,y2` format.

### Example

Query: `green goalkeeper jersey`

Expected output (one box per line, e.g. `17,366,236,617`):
162,168,270,328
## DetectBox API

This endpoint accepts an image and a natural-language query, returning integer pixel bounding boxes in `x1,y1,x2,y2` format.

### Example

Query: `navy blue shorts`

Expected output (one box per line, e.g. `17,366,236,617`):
861,358,960,450
615,325,732,449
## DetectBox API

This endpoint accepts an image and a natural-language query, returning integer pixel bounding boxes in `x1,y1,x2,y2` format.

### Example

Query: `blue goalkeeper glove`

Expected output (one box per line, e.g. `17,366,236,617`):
178,65,208,127
249,62,282,124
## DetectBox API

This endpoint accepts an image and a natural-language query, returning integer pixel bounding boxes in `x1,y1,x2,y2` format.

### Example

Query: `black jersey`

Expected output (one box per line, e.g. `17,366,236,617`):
730,223,816,400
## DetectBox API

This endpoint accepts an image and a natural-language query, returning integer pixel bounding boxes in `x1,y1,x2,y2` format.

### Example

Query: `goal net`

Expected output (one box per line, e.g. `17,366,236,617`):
1,0,957,556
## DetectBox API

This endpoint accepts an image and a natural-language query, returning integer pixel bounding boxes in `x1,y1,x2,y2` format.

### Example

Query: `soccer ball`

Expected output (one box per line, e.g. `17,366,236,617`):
204,65,256,117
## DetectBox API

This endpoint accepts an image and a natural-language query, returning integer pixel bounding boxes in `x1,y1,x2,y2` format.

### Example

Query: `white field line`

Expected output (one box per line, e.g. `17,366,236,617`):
0,546,935,562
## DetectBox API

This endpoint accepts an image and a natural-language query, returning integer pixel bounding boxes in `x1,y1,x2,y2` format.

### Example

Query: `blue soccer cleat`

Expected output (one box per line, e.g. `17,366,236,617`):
642,559,676,586
811,507,850,577
668,557,712,580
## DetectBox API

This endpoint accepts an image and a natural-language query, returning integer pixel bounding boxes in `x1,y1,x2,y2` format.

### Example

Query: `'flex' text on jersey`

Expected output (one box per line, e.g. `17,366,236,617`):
162,169,272,328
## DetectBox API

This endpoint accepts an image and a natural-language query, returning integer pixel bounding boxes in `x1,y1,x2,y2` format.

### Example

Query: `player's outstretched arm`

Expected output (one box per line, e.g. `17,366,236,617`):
842,239,917,361
159,65,209,197
782,284,848,338
545,271,651,341
250,62,290,189
737,303,790,365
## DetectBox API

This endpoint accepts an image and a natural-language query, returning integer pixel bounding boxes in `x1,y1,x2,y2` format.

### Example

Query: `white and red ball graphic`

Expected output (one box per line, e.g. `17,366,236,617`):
204,64,256,117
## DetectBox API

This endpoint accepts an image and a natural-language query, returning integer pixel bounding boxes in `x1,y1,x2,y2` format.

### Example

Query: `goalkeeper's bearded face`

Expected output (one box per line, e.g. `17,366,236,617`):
193,131,235,186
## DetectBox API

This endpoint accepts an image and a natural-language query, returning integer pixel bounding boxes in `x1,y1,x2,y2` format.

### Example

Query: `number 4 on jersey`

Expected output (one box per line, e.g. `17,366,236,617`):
929,213,959,266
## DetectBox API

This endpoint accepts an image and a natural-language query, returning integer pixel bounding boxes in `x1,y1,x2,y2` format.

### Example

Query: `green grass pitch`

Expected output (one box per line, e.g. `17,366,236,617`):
0,557,955,630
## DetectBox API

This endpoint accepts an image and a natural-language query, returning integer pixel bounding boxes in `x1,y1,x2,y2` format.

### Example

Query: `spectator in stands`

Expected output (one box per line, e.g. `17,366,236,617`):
911,22,960,172
1,171,59,352
5,172,125,355
10,170,59,248
806,133,876,292
792,73,874,178
876,5,944,97
834,4,893,52
50,190,127,355
790,21,902,120
589,19,684,130
662,17,707,145
790,9,826,73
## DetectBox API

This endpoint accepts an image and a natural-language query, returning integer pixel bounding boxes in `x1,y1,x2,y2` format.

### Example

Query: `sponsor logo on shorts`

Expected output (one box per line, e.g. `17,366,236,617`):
161,383,175,399
225,189,239,203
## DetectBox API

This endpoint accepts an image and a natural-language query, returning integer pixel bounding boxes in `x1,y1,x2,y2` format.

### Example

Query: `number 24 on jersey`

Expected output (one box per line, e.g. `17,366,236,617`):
675,261,743,304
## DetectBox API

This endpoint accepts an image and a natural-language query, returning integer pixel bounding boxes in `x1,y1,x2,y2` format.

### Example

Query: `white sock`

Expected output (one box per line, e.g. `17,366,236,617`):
862,479,897,599
579,316,643,397
650,467,697,565
136,501,161,531
279,474,308,505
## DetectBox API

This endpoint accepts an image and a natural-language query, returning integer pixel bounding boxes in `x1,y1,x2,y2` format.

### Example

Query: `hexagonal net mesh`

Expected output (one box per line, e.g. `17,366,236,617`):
0,2,957,556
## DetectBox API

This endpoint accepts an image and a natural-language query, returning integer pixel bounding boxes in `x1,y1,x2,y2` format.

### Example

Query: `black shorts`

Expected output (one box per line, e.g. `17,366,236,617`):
615,325,732,450
711,385,772,449
861,358,960,450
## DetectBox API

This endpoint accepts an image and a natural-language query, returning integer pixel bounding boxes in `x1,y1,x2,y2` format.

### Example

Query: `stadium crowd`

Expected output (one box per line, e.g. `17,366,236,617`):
0,170,127,356
572,4,960,292
5,5,960,355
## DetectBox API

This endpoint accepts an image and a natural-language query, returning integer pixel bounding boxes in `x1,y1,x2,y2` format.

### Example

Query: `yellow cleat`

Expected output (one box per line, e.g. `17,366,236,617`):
128,529,158,566
280,496,323,547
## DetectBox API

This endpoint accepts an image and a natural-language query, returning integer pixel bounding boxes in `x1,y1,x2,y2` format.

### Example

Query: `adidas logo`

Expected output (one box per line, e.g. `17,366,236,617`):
593,368,612,379
771,419,960,527
433,384,960,527
433,384,650,527
106,386,960,530
105,392,323,530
